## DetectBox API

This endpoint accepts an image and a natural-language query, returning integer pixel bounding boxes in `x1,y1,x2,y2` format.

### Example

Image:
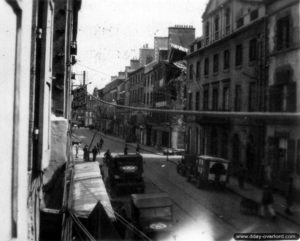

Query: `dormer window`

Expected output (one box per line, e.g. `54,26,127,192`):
237,17,244,28
250,9,258,21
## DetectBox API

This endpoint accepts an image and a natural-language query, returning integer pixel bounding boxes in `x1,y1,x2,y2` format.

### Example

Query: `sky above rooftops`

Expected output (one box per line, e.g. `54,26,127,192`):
75,0,208,92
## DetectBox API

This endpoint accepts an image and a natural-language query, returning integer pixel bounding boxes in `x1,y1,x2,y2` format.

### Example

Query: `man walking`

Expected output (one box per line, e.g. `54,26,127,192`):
92,145,98,162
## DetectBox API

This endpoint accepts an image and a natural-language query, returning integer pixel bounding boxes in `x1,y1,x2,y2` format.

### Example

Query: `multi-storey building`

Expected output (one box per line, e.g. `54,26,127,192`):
185,0,267,183
265,0,300,193
0,0,81,240
127,66,146,143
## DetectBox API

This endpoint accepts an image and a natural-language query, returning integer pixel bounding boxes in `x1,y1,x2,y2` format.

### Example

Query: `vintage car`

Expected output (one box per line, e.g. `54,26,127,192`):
176,154,197,177
107,154,145,194
163,148,186,156
185,155,231,188
130,193,173,240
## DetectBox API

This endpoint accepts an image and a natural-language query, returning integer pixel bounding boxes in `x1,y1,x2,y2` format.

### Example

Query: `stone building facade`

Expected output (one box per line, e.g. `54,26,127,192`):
265,0,300,192
185,0,267,183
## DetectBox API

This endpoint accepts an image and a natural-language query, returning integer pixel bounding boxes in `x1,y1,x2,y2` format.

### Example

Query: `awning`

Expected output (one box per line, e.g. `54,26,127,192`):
72,162,115,220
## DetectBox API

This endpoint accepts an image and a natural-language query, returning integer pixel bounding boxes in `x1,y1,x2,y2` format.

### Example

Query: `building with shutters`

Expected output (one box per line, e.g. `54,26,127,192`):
0,0,81,240
185,0,267,184
265,0,300,193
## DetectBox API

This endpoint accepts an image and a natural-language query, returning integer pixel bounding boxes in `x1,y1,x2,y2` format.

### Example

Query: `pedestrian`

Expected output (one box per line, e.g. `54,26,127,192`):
237,164,247,189
74,143,79,158
260,185,276,220
100,137,104,148
136,144,140,154
264,162,272,186
83,145,89,162
285,177,294,215
104,149,112,165
124,143,128,155
92,145,98,162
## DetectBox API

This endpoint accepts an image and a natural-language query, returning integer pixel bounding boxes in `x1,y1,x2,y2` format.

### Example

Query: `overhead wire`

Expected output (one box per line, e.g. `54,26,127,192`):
88,93,300,120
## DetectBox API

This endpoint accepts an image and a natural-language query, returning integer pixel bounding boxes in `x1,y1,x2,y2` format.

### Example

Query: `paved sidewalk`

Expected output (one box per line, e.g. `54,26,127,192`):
80,131,300,225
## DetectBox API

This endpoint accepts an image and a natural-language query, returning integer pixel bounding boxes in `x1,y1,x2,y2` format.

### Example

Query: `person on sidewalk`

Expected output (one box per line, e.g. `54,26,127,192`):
260,185,276,220
83,145,89,162
285,177,294,215
124,143,128,155
104,149,112,165
100,137,104,148
264,162,272,186
92,146,98,162
136,144,140,154
74,143,79,158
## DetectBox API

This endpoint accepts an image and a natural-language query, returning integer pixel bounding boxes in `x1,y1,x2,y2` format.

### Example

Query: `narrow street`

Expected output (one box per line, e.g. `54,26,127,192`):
73,128,300,241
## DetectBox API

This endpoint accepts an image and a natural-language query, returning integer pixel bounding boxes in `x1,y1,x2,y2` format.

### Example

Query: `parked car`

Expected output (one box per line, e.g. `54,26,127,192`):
129,193,173,240
185,155,231,188
107,154,145,194
163,148,186,156
176,154,197,177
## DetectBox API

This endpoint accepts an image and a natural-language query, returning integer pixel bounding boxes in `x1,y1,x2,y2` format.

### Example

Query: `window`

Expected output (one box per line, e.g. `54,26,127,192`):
250,9,258,21
189,64,193,80
235,85,242,111
225,8,231,34
197,41,202,49
213,54,219,73
188,92,193,110
223,85,230,110
204,57,209,76
269,67,296,112
237,17,244,28
205,22,210,44
214,15,220,40
235,44,243,66
212,85,219,110
249,39,257,62
203,87,209,110
196,61,200,79
248,82,256,111
276,16,290,51
224,50,230,69
195,91,200,110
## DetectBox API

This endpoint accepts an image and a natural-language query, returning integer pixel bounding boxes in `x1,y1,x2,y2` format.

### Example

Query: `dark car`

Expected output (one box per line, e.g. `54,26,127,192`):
129,193,173,240
107,154,145,194
176,154,197,177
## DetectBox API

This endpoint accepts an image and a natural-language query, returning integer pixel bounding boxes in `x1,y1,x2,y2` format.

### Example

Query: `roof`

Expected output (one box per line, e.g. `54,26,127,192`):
144,60,158,74
72,162,115,220
131,193,172,209
198,155,230,163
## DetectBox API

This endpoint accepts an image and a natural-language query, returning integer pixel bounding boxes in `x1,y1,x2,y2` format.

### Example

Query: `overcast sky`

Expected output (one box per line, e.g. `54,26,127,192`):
75,0,208,92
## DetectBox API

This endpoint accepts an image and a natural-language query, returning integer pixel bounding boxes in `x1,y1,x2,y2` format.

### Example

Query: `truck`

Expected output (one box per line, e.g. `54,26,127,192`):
129,193,173,240
176,154,197,177
107,154,145,194
185,155,231,188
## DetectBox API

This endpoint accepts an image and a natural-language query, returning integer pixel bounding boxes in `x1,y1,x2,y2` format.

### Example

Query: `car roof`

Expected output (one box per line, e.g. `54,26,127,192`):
198,155,230,163
114,154,142,160
131,193,172,208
